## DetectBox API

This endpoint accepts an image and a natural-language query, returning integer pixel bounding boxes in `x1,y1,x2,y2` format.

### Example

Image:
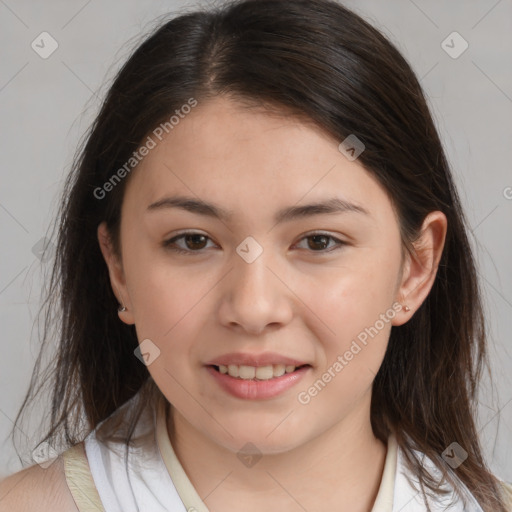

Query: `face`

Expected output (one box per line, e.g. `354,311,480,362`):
100,95,413,455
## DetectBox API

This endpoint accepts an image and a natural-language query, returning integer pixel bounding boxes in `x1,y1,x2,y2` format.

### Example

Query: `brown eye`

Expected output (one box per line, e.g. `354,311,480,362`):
295,233,345,253
162,232,214,254
307,234,330,251
182,233,208,250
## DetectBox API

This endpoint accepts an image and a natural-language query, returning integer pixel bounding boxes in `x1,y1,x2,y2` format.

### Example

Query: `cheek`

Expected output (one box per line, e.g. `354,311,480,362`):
294,251,399,370
123,249,222,372
122,243,204,334
122,250,211,406
296,271,392,413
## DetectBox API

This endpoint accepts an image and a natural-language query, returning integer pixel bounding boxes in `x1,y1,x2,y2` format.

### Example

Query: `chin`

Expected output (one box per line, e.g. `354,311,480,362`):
205,417,307,455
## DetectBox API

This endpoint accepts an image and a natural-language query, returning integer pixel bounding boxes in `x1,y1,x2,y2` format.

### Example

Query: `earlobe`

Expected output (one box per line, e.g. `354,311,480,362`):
392,211,447,326
97,222,135,325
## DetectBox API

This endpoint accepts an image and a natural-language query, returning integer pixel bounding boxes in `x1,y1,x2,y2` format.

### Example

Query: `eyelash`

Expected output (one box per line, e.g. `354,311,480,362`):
162,231,346,255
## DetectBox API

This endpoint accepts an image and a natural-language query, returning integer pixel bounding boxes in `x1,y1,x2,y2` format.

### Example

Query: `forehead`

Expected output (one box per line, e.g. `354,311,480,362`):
122,96,393,224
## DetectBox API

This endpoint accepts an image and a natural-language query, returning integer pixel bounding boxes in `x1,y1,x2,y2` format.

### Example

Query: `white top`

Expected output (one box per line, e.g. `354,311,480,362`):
60,387,511,512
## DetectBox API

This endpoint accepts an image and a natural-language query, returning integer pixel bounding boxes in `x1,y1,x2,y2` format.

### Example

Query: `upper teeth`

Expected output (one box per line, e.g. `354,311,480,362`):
218,364,298,380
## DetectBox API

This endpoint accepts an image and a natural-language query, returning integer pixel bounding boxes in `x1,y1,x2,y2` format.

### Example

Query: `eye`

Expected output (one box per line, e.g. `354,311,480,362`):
294,232,346,252
162,231,345,255
162,232,217,255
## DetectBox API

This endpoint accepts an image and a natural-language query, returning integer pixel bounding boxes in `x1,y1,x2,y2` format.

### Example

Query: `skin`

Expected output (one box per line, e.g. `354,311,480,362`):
98,95,447,512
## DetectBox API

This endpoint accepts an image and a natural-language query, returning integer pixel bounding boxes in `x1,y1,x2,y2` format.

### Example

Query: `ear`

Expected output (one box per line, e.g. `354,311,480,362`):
97,221,135,325
392,211,447,326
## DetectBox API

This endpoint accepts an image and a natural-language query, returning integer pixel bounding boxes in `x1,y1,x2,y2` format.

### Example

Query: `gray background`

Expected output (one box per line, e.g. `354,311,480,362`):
1,0,511,480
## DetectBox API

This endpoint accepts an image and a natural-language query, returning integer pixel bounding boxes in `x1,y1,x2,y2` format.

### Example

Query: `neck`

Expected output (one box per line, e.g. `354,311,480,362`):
167,392,388,512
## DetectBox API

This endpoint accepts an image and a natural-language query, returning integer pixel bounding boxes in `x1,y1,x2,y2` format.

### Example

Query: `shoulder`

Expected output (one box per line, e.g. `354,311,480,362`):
0,454,79,512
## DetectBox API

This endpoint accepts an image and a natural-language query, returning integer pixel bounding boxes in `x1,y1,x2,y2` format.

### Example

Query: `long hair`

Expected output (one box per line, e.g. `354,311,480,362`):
11,0,507,509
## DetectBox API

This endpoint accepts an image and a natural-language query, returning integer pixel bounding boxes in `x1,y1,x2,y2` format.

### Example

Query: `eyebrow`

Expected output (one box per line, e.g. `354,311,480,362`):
146,194,370,224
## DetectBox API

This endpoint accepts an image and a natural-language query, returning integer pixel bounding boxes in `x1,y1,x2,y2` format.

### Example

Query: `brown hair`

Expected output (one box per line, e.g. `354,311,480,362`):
10,0,507,510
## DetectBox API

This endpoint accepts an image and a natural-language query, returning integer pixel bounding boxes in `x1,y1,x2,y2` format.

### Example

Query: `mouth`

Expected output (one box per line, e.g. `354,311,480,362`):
208,363,311,381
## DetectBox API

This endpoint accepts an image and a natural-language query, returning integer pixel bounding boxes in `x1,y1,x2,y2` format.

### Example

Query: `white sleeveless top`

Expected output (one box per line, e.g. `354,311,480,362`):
61,388,511,512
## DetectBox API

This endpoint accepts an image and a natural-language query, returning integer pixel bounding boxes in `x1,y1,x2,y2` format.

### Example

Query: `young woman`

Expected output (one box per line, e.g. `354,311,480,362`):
1,0,511,511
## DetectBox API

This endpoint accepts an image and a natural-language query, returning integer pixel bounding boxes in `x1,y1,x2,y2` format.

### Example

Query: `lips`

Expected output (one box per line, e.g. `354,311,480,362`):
205,351,309,367
212,363,309,381
205,364,311,400
204,351,312,399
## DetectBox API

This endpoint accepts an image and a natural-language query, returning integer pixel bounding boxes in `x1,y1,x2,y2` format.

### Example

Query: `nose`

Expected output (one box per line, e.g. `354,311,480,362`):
218,245,294,335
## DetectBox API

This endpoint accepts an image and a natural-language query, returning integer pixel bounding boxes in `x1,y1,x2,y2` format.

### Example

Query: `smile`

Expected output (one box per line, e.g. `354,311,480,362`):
206,364,311,400
213,363,308,381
